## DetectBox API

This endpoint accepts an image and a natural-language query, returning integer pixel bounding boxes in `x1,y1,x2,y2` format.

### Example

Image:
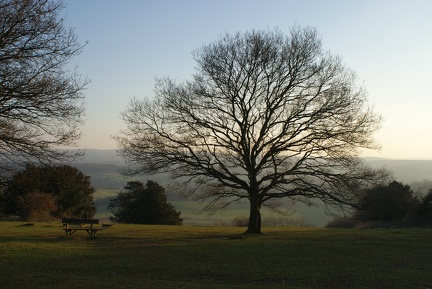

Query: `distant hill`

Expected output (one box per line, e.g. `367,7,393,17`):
78,149,432,183
73,149,173,191
365,157,432,183
78,149,124,165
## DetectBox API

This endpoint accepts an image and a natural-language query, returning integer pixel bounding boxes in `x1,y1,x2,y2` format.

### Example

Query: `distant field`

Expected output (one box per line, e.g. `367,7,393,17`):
93,189,332,226
1,221,432,289
80,153,432,227
94,191,257,225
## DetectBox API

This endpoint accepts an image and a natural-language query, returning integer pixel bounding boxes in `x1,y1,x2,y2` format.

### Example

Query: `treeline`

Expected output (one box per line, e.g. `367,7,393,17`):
327,181,432,228
0,164,182,225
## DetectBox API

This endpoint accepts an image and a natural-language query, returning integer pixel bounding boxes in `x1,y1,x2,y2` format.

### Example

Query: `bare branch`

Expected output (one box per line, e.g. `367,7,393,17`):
115,27,386,233
0,0,87,180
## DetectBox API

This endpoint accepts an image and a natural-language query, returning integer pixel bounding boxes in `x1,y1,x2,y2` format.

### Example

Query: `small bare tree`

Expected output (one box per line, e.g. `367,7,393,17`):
0,0,88,180
115,27,386,234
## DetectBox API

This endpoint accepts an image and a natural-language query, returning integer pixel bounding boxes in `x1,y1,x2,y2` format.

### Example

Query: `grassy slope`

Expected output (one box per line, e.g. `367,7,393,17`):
1,222,432,289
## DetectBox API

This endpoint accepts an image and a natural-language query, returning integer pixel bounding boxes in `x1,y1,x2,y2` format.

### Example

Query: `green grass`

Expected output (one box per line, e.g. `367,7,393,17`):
2,222,431,289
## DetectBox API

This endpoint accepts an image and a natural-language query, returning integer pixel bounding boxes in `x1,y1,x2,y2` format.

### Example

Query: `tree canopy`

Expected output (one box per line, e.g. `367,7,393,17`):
1,164,96,219
355,181,418,223
418,189,432,224
108,180,182,225
328,181,432,228
115,27,385,233
0,0,87,180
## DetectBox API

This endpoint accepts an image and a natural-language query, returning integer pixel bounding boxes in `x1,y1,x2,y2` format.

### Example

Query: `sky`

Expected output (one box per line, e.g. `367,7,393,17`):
62,0,432,160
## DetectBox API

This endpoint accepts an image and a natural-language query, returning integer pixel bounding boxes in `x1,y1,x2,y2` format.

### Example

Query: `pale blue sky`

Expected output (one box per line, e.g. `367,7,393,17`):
63,0,432,159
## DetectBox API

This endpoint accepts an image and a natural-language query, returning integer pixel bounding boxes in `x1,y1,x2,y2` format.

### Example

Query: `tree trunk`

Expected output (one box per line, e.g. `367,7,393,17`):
245,199,261,234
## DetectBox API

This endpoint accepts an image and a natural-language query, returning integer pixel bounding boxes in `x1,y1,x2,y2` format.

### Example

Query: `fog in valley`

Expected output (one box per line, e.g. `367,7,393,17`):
75,150,432,227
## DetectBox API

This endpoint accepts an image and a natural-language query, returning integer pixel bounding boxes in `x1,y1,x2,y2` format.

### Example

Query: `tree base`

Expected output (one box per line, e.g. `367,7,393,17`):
244,228,263,235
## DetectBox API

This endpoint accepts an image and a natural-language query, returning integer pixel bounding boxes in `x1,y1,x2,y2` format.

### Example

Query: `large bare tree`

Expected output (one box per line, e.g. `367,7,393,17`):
115,27,385,233
0,0,87,180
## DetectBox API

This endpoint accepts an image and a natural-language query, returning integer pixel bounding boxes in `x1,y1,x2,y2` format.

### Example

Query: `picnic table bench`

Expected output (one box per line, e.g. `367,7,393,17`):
62,218,102,238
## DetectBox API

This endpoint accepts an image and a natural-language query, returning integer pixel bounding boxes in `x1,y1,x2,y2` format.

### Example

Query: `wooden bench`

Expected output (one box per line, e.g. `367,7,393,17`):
62,218,102,238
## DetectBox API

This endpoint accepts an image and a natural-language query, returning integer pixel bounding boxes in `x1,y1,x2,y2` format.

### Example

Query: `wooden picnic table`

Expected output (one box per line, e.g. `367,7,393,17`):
62,218,102,238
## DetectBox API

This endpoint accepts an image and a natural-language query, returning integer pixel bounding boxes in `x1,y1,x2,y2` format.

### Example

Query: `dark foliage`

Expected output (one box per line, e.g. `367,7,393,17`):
17,192,58,222
1,164,96,219
355,181,418,223
108,180,182,225
418,189,432,225
327,182,432,228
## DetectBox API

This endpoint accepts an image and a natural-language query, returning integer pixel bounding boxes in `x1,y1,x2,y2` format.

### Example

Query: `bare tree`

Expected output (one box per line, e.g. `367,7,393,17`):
0,0,88,180
115,27,386,234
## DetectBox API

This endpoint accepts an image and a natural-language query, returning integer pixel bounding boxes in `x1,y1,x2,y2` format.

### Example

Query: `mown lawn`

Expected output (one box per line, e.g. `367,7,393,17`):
1,222,431,289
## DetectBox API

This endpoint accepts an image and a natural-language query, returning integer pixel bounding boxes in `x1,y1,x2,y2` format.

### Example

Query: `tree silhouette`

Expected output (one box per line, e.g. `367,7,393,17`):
0,0,88,181
418,189,432,224
108,180,182,225
115,27,385,233
2,164,96,219
355,181,418,223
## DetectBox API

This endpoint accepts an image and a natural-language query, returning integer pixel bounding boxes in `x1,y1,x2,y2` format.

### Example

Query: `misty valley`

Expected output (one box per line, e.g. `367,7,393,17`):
76,150,432,227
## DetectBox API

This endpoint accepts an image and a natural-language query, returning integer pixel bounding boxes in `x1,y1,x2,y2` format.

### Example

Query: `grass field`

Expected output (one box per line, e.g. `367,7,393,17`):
1,222,432,289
